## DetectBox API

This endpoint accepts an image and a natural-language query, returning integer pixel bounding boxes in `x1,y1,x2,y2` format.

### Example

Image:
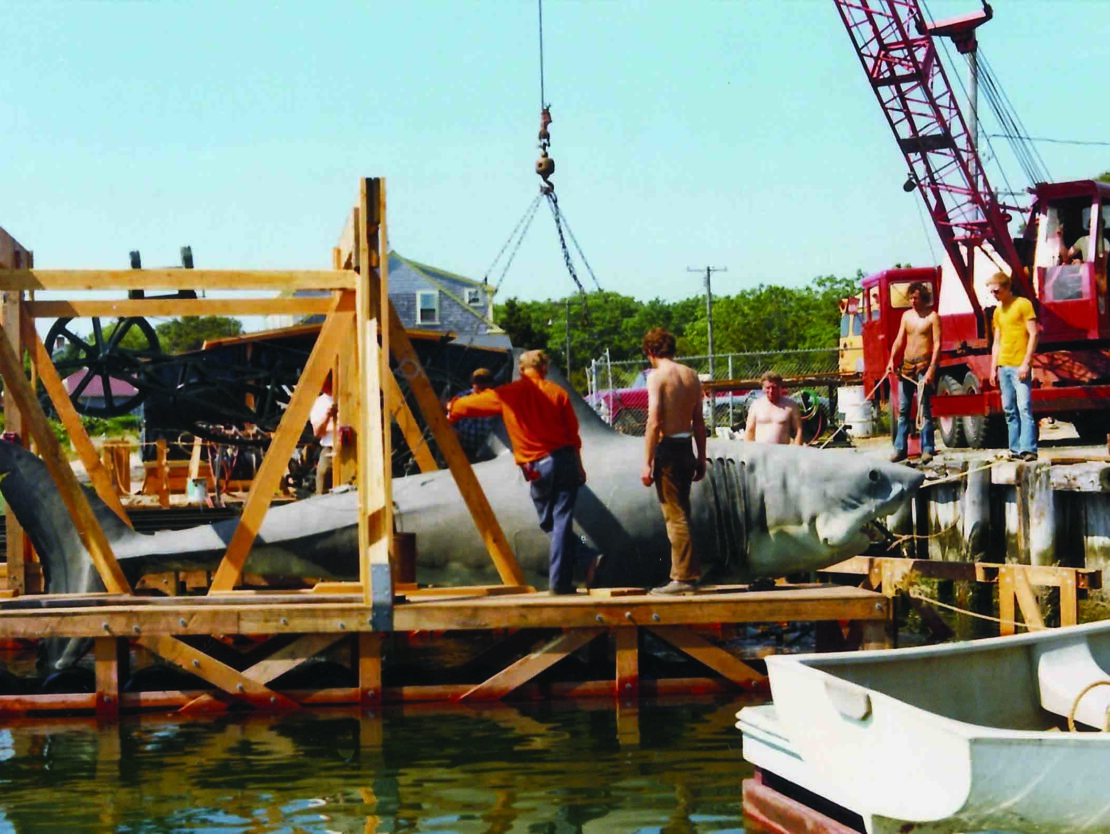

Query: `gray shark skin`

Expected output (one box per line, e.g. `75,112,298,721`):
0,369,922,591
0,367,922,664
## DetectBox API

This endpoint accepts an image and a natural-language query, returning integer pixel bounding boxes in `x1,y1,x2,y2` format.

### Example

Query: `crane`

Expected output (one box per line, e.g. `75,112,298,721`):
835,0,1110,448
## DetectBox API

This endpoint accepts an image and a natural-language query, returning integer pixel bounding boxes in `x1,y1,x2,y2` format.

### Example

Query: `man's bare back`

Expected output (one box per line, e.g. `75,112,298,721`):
648,361,702,436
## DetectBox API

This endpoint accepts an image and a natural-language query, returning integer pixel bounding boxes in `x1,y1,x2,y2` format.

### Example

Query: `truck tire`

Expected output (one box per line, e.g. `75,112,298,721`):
1071,412,1108,443
961,373,1004,449
936,374,966,449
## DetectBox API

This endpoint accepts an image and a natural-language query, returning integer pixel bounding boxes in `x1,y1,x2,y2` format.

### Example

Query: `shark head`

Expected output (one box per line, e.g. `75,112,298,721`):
706,441,924,579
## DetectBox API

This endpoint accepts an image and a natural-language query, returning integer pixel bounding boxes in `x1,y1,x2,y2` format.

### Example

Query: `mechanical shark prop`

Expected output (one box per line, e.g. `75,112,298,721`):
0,367,922,659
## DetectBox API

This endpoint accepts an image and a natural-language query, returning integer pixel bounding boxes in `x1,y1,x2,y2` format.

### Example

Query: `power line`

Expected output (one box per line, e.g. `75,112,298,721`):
986,133,1110,148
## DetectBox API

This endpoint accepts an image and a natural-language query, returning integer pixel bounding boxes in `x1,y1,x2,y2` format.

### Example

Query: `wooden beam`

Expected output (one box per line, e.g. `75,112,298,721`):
208,296,349,592
94,636,126,718
459,628,603,701
2,290,26,594
333,313,357,488
21,307,132,523
137,635,301,710
648,625,766,687
358,632,383,707
0,322,131,594
385,372,438,473
0,269,356,293
614,626,639,699
357,178,392,610
27,297,338,319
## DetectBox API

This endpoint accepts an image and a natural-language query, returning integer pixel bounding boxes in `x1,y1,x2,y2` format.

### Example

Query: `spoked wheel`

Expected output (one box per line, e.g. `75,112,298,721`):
43,316,161,417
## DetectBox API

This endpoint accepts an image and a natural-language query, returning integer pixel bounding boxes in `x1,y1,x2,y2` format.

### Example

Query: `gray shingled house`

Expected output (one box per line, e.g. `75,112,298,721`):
387,252,509,348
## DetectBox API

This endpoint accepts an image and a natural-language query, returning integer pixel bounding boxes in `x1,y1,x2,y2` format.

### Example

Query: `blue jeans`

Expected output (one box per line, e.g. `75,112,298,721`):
998,366,1037,454
528,447,582,592
894,372,935,454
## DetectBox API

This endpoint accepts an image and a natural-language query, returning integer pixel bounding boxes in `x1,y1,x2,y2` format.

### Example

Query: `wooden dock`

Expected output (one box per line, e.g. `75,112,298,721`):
0,583,889,716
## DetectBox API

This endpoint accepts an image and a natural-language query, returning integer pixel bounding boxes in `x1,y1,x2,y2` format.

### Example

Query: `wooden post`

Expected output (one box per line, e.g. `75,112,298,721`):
1,288,26,594
155,438,169,508
356,178,393,619
1022,461,1055,567
963,460,991,561
614,627,639,700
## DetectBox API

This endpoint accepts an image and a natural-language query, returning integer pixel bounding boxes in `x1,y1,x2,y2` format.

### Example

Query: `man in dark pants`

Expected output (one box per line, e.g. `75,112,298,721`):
448,350,588,594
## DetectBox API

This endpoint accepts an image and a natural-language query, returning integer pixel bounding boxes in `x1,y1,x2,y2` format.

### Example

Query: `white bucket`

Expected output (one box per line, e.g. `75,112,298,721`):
838,385,875,438
186,477,209,505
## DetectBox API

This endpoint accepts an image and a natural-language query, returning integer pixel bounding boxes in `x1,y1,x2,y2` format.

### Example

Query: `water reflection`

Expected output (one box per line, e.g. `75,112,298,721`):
0,695,762,833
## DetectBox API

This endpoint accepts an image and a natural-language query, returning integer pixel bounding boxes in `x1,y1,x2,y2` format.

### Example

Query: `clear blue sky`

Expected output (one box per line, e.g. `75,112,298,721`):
3,1,1109,314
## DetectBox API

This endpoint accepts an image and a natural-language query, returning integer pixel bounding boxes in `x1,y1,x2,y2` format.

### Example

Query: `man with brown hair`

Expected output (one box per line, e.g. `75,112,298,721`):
641,328,707,595
448,349,588,594
883,280,941,464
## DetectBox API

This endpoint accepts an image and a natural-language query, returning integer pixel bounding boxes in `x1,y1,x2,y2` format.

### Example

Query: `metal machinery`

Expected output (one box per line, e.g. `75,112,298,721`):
835,0,1110,447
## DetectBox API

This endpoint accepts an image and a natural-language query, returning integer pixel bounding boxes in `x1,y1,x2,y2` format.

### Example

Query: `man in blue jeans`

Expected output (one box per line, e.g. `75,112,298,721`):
884,281,941,465
988,271,1040,460
448,350,589,594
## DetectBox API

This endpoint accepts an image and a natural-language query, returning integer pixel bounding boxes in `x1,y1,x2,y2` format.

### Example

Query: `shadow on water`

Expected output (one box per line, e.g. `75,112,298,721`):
0,695,765,833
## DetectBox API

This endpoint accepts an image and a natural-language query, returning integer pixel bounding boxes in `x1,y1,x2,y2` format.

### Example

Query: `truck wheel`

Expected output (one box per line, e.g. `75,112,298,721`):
1071,413,1107,443
936,374,966,449
961,373,1005,449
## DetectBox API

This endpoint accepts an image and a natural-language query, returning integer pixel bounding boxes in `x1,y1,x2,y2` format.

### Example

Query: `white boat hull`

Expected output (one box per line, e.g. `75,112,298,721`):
739,620,1110,834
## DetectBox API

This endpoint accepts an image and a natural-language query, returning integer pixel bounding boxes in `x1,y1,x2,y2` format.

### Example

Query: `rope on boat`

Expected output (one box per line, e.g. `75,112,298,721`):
1068,680,1110,732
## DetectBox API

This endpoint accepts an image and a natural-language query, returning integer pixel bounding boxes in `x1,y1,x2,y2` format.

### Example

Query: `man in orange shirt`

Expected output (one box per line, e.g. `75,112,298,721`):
448,350,588,594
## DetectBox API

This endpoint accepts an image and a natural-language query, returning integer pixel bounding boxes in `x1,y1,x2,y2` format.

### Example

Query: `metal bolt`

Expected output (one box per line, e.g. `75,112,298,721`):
270,695,277,704
101,622,110,632
624,611,634,621
178,618,187,627
338,622,346,630
280,617,289,626
192,659,200,668
876,603,885,612
595,614,604,623
132,625,141,634
652,613,661,622
237,683,245,693
103,695,112,703
624,683,633,692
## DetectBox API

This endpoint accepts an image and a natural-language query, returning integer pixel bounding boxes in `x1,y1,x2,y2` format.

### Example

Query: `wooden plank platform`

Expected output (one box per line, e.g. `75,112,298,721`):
0,583,890,716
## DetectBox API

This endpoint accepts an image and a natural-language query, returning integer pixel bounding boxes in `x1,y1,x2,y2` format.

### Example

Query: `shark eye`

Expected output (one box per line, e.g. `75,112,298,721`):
868,469,880,482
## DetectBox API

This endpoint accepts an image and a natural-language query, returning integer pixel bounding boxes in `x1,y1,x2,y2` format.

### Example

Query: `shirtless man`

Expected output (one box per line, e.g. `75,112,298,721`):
640,328,707,595
743,372,803,445
884,281,942,464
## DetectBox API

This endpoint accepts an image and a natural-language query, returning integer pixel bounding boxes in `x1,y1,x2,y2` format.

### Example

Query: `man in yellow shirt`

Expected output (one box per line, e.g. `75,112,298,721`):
987,272,1039,461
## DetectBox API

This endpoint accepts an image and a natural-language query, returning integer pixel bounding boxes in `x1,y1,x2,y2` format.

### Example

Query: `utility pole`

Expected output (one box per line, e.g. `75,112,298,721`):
687,266,727,381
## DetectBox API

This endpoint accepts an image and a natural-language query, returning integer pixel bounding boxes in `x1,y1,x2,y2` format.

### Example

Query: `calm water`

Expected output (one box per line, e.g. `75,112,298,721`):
0,696,763,833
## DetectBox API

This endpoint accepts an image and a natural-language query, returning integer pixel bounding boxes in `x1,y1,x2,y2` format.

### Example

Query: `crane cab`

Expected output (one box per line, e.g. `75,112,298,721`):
1024,180,1110,343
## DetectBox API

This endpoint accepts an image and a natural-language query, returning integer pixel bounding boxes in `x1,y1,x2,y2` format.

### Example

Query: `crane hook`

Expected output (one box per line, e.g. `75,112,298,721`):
536,106,555,189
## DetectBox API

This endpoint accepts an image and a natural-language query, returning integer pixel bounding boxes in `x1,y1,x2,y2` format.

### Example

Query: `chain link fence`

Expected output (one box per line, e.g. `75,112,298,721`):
585,348,844,437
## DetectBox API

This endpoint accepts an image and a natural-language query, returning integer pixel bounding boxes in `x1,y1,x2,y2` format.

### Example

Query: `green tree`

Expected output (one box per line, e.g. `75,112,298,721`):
154,316,243,354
